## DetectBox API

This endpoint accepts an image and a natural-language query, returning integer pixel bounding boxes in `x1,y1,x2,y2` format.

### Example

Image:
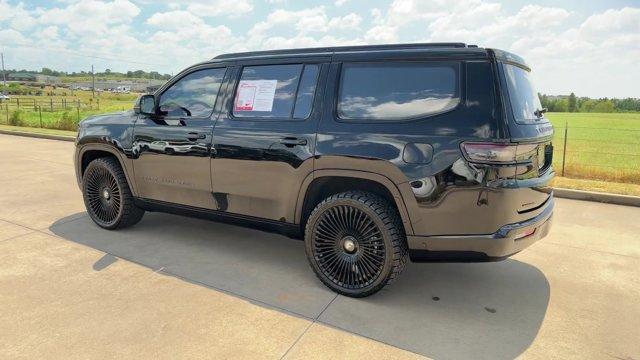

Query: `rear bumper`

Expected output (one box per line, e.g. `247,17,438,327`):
407,196,553,262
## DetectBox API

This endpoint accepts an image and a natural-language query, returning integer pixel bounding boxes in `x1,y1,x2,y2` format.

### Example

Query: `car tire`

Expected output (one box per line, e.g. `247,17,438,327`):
304,191,408,297
82,157,144,230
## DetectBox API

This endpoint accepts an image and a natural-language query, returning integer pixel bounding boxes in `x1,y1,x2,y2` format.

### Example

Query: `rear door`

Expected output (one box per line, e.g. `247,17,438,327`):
498,61,554,176
496,58,554,212
211,59,328,222
133,66,228,209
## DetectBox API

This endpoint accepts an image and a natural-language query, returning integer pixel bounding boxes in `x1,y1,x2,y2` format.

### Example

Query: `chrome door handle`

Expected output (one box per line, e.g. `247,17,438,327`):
187,132,206,141
279,137,307,147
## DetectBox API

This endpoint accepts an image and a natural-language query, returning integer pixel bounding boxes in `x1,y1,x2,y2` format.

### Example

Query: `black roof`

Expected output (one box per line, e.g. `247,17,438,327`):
212,43,480,61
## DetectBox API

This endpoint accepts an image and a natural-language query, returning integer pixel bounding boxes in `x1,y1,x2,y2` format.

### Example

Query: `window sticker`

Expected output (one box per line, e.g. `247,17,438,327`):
235,80,277,112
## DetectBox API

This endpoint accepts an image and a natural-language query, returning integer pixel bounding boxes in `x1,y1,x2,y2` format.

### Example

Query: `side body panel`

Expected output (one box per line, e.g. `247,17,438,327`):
130,64,230,209
210,60,329,222
132,116,215,209
315,53,518,237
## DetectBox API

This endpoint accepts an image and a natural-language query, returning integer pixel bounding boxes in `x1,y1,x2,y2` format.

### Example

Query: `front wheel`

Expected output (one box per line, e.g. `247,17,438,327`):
82,157,144,230
304,191,408,297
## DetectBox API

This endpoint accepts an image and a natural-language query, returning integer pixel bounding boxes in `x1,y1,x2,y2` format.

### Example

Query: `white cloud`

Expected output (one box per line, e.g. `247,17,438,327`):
249,6,362,42
383,0,451,27
0,29,29,45
335,0,349,6
365,25,398,43
328,13,362,30
370,8,384,25
579,7,640,40
186,0,253,18
146,10,204,29
39,26,61,41
37,0,140,36
1,1,37,31
260,35,361,50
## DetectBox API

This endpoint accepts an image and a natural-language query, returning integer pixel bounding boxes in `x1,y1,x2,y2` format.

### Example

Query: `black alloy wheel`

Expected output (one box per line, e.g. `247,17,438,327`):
85,165,121,225
82,157,144,230
305,191,408,297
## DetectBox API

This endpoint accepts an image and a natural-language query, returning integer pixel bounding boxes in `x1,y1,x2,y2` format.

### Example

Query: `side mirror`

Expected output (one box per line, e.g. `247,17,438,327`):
134,95,156,115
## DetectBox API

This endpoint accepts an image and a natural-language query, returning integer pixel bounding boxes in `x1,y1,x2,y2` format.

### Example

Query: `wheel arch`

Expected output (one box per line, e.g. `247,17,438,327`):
76,144,138,196
295,170,414,236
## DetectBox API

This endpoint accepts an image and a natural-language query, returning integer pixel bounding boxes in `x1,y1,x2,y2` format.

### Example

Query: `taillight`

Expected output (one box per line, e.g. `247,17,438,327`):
461,142,518,164
461,142,538,165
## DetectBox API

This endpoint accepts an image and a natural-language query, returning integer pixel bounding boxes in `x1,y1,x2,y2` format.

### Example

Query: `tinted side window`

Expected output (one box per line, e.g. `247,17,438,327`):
233,64,319,120
159,68,226,118
338,62,460,121
293,65,319,119
233,64,302,118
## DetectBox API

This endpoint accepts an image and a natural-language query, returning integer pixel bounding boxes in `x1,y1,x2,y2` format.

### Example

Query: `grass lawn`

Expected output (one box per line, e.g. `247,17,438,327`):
0,124,76,138
552,176,640,197
547,113,640,184
1,90,137,130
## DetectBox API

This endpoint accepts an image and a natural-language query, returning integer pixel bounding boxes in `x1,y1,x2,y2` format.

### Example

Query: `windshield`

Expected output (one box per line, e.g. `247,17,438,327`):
503,63,545,123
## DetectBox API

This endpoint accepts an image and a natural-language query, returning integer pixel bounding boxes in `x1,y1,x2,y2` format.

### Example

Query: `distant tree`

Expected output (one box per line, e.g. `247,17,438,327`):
556,99,569,112
580,99,597,112
105,69,111,74
568,92,577,112
614,98,640,112
592,100,616,113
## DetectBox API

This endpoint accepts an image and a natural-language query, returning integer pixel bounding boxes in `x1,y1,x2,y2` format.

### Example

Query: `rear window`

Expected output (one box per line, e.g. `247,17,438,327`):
233,64,319,119
338,62,460,121
503,63,544,123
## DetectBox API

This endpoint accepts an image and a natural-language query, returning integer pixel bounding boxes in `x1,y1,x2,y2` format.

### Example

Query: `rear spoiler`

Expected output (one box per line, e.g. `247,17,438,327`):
489,49,530,71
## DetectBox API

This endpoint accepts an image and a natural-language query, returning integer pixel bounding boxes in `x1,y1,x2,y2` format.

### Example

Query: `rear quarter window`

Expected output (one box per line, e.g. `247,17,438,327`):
503,63,544,123
337,62,460,121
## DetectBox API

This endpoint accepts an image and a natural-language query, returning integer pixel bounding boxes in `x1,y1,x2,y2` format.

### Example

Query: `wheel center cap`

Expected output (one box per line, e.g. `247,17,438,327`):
102,189,110,200
342,236,357,253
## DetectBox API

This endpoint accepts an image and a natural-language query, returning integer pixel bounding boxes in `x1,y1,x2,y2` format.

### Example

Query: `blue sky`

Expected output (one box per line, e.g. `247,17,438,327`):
0,0,639,97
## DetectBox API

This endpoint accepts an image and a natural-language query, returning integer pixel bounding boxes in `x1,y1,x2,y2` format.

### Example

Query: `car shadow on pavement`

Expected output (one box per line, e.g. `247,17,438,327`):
50,212,549,360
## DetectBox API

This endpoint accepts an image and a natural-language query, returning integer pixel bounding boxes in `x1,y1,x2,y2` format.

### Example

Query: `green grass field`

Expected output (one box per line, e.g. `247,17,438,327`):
547,113,640,184
0,90,138,130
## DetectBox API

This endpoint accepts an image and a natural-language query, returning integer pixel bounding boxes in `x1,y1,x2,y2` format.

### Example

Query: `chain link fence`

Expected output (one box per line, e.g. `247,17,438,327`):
1,97,134,131
552,122,640,183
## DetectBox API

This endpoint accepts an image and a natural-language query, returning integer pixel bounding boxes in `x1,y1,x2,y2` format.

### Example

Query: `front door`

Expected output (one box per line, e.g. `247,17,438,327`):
211,62,327,222
133,66,227,209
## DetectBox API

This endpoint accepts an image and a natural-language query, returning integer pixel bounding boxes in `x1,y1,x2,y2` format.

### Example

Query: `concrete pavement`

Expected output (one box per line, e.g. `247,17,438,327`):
0,134,638,359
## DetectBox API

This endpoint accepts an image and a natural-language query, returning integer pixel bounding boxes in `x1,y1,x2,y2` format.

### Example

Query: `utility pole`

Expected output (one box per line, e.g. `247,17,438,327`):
91,64,95,98
1,52,6,92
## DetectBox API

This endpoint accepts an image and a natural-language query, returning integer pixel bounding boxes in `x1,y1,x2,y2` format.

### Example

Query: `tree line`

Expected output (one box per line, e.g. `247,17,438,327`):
539,93,640,113
3,68,172,80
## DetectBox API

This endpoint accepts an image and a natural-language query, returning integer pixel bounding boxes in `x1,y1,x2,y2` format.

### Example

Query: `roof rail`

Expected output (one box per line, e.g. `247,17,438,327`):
212,42,469,60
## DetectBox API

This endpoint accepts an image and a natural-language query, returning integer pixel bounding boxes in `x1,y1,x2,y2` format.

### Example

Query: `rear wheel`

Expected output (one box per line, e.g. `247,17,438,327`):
304,191,408,297
82,157,144,230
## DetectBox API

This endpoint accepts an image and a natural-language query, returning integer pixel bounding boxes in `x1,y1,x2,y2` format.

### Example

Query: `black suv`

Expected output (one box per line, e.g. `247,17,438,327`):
75,43,554,297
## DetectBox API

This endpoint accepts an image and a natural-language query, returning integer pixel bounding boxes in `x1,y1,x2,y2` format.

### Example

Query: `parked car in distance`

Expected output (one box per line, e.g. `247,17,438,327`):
74,43,554,297
0,93,10,100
